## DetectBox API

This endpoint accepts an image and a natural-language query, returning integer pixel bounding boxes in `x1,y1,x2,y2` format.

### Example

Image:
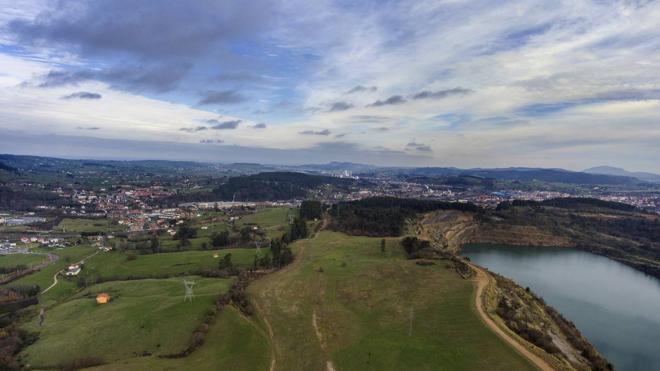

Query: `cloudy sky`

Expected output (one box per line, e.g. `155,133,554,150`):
0,0,659,171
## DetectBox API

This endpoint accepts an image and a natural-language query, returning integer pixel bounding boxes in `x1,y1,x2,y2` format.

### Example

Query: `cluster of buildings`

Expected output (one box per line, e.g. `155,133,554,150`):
0,214,47,226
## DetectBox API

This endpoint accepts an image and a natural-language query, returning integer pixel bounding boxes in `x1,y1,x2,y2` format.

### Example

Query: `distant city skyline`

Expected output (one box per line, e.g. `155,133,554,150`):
1,1,659,172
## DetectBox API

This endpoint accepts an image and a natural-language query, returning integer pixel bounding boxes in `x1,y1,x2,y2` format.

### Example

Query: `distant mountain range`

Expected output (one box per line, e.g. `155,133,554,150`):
370,167,638,185
1,154,655,185
584,166,660,183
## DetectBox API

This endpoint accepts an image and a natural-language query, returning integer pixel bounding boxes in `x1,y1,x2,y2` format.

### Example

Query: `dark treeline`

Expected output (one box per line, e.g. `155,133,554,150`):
330,197,481,236
0,161,18,172
0,285,40,369
212,172,356,201
300,200,323,220
0,186,62,211
496,197,637,212
155,172,361,206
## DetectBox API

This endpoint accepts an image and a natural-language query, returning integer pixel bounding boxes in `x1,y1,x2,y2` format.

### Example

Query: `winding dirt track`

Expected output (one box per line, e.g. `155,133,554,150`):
471,264,553,371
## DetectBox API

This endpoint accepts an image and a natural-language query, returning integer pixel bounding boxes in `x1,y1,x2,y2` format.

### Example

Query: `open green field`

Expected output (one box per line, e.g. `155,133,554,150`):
6,245,97,303
249,231,534,371
82,248,259,280
238,207,297,239
90,306,270,371
57,218,127,233
0,253,46,269
20,277,233,368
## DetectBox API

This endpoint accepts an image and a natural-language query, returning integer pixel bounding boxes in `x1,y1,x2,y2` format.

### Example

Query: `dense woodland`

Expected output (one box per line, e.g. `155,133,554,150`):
330,197,481,236
0,186,63,211
212,172,359,201
496,197,638,212
489,199,660,277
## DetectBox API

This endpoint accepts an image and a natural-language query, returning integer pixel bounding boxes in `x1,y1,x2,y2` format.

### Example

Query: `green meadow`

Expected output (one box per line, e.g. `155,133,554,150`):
0,253,46,269
249,231,534,371
82,248,260,280
56,218,128,233
20,277,233,368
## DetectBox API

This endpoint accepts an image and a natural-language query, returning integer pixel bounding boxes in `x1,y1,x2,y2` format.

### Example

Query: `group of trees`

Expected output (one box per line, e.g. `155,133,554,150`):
0,285,40,369
331,197,481,236
173,223,197,249
300,200,323,220
211,231,230,248
212,172,356,201
401,236,431,258
496,197,637,212
285,216,308,242
0,186,63,211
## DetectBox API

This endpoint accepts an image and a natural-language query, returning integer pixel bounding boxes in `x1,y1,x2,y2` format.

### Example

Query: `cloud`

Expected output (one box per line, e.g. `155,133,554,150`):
199,90,246,105
406,141,432,152
39,63,190,92
199,139,224,144
9,1,275,59
210,120,241,130
349,115,390,123
328,101,353,112
299,129,331,136
369,95,406,107
374,127,389,132
347,85,377,94
216,72,265,82
252,123,267,129
75,126,100,130
179,126,208,133
412,87,473,100
61,91,102,100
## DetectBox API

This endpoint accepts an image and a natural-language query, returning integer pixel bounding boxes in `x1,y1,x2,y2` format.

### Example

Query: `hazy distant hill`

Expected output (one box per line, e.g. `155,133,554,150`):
212,171,364,201
584,166,660,183
292,161,379,173
374,167,638,185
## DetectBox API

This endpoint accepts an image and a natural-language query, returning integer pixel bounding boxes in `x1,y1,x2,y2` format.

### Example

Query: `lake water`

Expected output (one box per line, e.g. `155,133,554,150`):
462,244,660,371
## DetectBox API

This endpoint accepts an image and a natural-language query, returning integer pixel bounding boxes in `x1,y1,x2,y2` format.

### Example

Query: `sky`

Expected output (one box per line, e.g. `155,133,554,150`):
0,0,659,171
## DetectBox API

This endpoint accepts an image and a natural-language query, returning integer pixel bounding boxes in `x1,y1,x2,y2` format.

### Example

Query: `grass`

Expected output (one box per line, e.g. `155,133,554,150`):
56,218,127,233
5,245,97,303
89,306,270,371
238,207,297,239
81,248,260,280
154,207,296,251
20,277,233,368
249,231,535,371
0,253,46,269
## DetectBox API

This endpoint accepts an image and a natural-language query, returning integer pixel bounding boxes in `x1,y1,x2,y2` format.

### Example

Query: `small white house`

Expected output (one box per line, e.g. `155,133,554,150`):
65,264,81,276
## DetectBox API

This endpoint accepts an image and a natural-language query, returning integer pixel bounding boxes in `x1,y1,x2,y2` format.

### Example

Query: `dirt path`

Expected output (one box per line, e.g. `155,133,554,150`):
41,250,101,294
312,310,336,371
471,264,553,371
252,220,330,371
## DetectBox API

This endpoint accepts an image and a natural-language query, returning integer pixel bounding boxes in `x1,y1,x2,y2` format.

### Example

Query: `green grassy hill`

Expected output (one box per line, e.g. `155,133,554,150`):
20,277,233,368
249,231,534,371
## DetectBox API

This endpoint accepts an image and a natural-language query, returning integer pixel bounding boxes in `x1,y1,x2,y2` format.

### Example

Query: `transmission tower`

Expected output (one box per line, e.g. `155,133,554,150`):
183,280,195,302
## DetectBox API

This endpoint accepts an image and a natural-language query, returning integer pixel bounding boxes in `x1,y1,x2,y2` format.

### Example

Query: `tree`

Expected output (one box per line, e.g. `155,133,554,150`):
300,200,323,220
289,217,308,241
240,226,253,242
174,223,197,240
212,231,230,247
150,235,160,253
218,253,233,270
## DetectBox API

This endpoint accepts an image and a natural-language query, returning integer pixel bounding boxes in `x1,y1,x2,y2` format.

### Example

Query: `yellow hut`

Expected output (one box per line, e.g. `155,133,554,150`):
96,293,110,304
